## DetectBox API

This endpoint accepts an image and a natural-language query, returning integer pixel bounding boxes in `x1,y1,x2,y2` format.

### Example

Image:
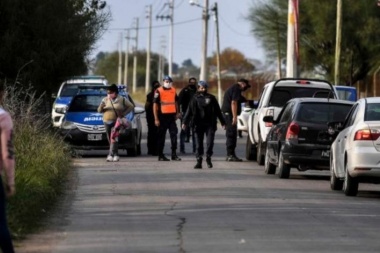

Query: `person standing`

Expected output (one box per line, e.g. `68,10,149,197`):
145,80,161,155
98,84,134,162
153,75,181,161
182,81,226,169
178,77,197,154
221,78,251,162
0,84,16,253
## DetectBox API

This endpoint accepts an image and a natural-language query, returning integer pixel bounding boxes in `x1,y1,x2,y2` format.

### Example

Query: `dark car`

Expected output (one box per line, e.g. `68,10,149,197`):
263,98,354,179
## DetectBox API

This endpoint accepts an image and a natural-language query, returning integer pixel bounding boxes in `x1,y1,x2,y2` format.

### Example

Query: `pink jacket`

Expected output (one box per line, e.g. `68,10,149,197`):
0,108,15,186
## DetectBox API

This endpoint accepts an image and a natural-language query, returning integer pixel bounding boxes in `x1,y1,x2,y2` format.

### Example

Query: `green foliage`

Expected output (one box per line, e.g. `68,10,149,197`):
1,83,72,237
0,0,110,95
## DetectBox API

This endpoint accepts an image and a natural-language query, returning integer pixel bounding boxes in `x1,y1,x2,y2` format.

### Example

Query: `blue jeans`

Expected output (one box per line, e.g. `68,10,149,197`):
0,176,14,253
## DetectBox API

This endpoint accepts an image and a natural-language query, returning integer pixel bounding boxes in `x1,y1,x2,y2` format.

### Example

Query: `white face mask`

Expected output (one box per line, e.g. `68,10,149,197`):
163,82,172,88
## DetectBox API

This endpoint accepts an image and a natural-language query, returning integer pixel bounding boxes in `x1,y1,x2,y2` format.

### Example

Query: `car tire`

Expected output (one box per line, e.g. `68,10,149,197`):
330,154,343,191
256,135,265,166
245,136,257,161
343,163,358,196
278,148,290,179
264,147,276,175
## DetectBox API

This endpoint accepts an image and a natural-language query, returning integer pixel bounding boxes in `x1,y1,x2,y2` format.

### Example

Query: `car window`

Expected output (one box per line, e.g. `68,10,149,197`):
365,103,380,121
344,103,359,127
69,95,103,112
60,83,104,97
296,103,352,123
257,87,267,108
278,102,294,123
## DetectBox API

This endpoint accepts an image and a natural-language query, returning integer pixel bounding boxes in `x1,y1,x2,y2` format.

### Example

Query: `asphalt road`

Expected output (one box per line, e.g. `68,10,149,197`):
16,116,380,253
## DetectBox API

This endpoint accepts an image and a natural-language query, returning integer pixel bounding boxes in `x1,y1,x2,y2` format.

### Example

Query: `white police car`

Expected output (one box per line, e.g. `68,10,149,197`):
59,85,144,156
52,75,108,128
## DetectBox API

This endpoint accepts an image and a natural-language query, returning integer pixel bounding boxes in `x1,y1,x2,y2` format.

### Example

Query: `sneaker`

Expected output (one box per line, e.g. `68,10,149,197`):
106,155,113,162
113,155,120,162
226,155,243,162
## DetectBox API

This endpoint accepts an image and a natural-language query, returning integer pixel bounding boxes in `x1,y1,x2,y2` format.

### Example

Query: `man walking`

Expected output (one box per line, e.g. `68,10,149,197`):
153,76,182,161
178,77,197,154
182,81,225,169
221,78,251,162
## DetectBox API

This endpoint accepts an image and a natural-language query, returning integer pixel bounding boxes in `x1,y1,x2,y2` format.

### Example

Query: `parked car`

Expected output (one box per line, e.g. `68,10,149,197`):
330,97,380,196
59,85,144,156
335,85,357,102
237,100,257,133
52,75,108,127
264,98,353,179
246,78,339,164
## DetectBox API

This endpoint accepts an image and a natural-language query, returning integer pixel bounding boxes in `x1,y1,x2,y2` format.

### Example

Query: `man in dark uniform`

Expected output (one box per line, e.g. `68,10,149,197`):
178,77,197,154
182,81,226,169
153,75,182,161
145,80,160,155
221,78,251,162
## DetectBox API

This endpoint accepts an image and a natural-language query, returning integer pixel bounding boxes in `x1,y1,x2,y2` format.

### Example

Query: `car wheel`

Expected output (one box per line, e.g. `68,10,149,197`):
256,135,265,166
330,153,343,191
278,148,290,179
343,163,358,196
245,136,257,161
264,147,276,175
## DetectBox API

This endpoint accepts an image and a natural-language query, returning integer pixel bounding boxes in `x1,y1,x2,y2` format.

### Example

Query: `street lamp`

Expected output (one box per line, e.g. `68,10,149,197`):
189,0,209,81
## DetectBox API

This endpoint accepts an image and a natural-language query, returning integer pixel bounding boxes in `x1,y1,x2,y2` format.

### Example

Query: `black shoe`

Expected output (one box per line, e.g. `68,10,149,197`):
158,155,170,161
206,157,213,168
226,155,243,162
180,150,186,154
171,154,182,161
194,157,202,169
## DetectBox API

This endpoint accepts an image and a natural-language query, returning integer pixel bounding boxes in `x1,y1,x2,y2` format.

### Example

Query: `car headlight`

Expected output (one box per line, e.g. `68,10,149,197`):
54,104,67,114
61,121,77,130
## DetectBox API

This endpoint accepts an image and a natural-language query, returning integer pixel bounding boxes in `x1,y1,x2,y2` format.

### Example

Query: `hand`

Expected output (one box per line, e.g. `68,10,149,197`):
6,185,15,197
176,112,182,120
222,125,226,130
155,119,160,127
232,117,237,125
182,124,186,130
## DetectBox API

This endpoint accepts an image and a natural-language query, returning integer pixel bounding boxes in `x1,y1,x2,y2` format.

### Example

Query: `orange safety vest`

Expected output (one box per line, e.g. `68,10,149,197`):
158,87,177,114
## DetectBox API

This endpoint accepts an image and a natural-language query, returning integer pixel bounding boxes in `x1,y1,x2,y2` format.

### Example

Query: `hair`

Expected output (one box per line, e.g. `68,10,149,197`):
189,77,197,83
107,84,118,94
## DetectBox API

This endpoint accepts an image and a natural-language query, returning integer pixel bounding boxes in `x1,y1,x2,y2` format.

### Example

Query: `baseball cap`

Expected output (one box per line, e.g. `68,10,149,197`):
163,75,173,82
198,80,209,89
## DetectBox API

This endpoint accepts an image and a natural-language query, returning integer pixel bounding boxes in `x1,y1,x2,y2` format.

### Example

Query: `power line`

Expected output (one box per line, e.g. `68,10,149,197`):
219,14,251,37
108,17,201,31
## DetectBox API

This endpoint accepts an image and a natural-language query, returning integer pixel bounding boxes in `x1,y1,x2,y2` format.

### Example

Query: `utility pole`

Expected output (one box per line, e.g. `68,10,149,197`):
118,33,123,84
200,0,209,81
334,0,342,85
158,36,166,81
286,0,299,78
132,18,139,93
145,5,152,93
124,29,131,85
157,1,174,77
211,2,222,105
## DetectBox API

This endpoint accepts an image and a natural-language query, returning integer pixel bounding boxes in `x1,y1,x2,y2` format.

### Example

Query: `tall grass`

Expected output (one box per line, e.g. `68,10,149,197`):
2,84,72,238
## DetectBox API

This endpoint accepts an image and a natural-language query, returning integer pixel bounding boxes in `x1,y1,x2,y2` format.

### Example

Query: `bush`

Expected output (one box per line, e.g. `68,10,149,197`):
2,83,72,238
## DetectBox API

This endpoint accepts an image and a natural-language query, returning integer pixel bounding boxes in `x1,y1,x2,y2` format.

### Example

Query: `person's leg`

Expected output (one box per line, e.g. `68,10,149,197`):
205,126,215,168
157,115,170,161
169,118,181,160
194,126,204,169
104,122,115,161
0,177,15,253
191,126,197,154
179,126,186,153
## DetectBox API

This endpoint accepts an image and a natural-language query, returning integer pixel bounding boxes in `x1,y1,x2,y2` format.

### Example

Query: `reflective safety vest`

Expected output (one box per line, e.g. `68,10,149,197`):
158,87,176,114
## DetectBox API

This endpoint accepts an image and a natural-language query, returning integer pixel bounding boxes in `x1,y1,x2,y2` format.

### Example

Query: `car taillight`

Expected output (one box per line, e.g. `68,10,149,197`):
286,122,299,140
354,129,380,141
265,109,274,127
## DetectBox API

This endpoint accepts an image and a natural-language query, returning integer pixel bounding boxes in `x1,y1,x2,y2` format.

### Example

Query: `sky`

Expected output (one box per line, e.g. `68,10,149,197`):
92,0,266,67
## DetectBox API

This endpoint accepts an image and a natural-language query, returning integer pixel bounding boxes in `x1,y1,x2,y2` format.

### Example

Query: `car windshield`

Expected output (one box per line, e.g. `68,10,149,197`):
68,95,103,112
296,103,352,123
60,83,104,97
269,87,334,107
365,103,380,121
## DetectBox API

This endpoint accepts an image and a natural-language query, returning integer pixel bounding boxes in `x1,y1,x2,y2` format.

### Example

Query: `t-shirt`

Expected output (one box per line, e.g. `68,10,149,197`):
221,83,243,114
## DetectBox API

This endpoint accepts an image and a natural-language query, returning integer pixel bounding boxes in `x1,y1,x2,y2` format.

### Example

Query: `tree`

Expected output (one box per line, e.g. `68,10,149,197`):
0,0,110,95
247,0,380,85
208,48,255,76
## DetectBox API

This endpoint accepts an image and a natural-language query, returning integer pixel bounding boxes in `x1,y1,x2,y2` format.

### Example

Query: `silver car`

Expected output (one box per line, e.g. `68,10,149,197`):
330,97,380,196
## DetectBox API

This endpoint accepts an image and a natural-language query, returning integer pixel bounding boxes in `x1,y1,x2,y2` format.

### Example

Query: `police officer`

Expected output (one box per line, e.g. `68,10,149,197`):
145,80,160,155
221,78,251,162
178,77,197,154
153,75,182,161
182,81,226,169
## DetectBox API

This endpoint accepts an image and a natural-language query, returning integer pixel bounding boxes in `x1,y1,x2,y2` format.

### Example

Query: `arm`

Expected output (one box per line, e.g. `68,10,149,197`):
231,100,238,125
214,97,226,128
1,114,15,197
97,97,106,113
182,98,194,129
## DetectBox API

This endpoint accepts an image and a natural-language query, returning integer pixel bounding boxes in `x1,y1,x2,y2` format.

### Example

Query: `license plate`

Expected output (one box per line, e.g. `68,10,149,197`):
87,134,102,141
321,150,330,158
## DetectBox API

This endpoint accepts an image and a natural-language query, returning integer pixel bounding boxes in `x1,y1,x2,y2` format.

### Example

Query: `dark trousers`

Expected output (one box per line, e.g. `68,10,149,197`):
146,119,158,155
157,114,178,156
195,125,215,158
224,114,237,156
0,177,15,253
180,120,196,152
104,122,118,156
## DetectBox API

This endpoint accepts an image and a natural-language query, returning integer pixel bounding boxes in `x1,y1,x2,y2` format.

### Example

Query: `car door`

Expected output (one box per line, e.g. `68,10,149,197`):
334,103,360,178
253,85,270,144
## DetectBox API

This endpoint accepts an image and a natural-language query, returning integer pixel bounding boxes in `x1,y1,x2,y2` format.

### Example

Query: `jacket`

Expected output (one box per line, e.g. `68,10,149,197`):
157,87,177,114
97,95,134,123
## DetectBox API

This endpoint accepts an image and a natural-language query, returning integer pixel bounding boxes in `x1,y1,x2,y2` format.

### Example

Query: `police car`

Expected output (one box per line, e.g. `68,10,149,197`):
52,75,108,128
59,85,144,156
